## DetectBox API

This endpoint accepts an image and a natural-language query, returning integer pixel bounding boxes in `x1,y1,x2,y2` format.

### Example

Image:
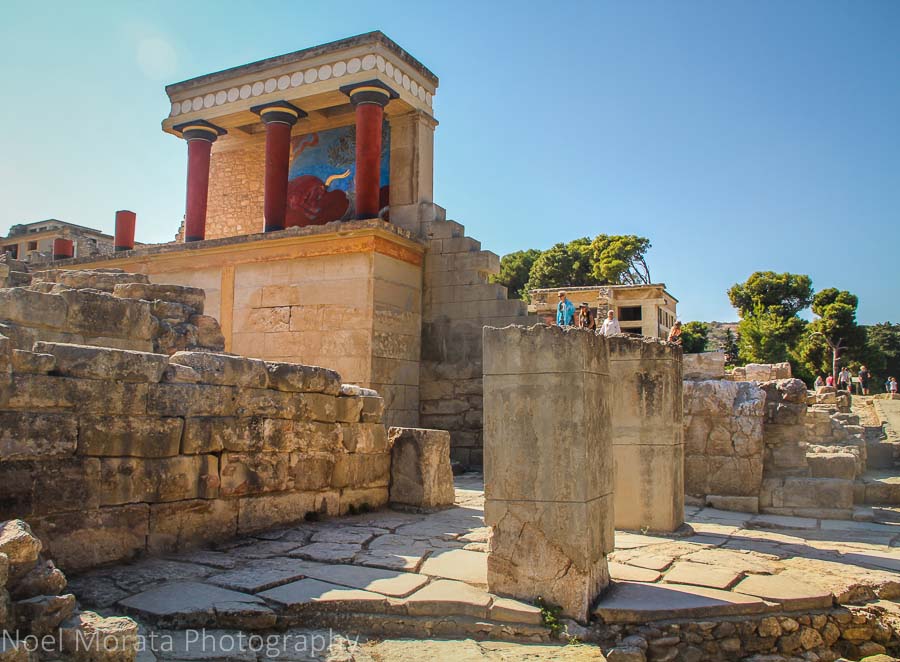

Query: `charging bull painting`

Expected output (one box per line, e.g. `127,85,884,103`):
286,123,390,226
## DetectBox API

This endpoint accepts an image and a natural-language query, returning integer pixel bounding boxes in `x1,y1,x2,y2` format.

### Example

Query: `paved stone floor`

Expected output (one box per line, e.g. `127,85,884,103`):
67,474,900,660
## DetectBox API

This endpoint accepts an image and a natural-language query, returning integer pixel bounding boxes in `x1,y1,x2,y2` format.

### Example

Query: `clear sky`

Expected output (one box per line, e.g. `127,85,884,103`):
2,1,898,324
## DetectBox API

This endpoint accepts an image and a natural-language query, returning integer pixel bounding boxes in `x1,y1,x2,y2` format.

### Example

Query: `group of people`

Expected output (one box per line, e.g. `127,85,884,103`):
554,291,684,343
813,365,899,395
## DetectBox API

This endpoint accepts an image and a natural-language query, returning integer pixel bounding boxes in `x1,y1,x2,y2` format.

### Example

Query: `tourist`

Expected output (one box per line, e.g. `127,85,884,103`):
556,291,575,327
886,377,893,393
599,309,621,336
576,302,595,330
826,374,834,387
859,365,871,395
667,321,683,345
814,375,825,389
838,366,851,391
890,377,898,395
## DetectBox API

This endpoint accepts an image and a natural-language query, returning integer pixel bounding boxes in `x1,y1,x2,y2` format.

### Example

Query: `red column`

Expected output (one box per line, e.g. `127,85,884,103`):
114,210,136,251
173,121,225,242
341,82,397,220
251,101,305,232
52,238,74,260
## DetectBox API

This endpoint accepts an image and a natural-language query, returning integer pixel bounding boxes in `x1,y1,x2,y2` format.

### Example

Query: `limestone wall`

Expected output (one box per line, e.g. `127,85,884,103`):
683,379,766,511
0,336,389,573
682,351,726,380
607,335,684,532
483,325,613,622
205,140,266,240
419,218,536,468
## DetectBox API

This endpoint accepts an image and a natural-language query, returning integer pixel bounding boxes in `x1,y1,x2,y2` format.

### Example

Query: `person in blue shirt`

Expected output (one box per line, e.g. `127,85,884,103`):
556,291,575,326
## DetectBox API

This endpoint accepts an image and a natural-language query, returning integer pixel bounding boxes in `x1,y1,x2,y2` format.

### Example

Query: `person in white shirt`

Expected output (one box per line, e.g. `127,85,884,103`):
600,310,621,336
838,367,851,392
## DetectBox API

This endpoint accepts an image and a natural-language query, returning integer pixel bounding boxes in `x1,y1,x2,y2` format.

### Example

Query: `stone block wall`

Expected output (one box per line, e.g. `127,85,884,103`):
683,379,766,511
419,218,536,469
0,338,390,573
607,335,684,532
682,351,726,380
203,140,267,240
483,325,613,622
0,269,225,356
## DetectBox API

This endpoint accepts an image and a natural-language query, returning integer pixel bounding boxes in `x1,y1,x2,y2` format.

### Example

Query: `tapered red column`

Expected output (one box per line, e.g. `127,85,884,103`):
341,81,398,219
251,101,306,232
174,120,226,242
114,210,136,251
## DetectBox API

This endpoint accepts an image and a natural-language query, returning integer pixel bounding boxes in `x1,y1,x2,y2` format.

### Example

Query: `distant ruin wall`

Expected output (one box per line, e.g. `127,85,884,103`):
0,277,389,573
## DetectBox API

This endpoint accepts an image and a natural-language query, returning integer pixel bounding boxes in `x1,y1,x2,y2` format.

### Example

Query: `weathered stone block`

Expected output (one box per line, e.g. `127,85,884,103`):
59,610,139,662
683,352,726,380
113,282,205,312
59,289,155,340
31,458,103,517
10,350,55,374
34,342,167,383
781,477,854,510
340,423,388,453
147,499,239,555
31,504,149,572
237,491,339,534
220,452,294,496
614,443,684,532
806,452,857,480
168,351,266,387
233,388,300,418
146,383,235,417
360,395,385,422
189,314,226,350
0,413,77,461
9,559,67,600
54,269,149,291
332,453,391,489
388,427,455,509
0,288,68,330
0,521,42,580
265,361,341,395
151,300,192,322
79,416,183,457
483,325,612,622
335,396,363,423
13,593,76,636
98,455,219,505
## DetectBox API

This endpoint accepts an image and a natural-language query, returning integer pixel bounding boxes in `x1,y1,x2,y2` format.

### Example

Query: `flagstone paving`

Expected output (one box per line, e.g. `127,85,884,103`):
67,473,900,642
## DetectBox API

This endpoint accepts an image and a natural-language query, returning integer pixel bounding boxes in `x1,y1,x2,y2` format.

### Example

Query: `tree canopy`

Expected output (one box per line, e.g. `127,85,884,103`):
680,321,709,353
492,249,541,300
590,235,652,285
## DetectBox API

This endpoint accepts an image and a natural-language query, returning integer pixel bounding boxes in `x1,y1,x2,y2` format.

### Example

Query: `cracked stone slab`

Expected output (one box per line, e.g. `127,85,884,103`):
488,597,544,625
680,548,782,575
594,581,769,624
608,562,662,583
166,550,240,570
402,579,492,619
310,526,386,545
228,540,305,559
119,581,264,627
259,578,388,613
65,573,129,609
353,550,429,573
207,558,321,593
662,561,743,590
106,560,216,594
214,601,278,630
289,542,361,563
732,573,833,610
298,563,429,598
419,548,488,587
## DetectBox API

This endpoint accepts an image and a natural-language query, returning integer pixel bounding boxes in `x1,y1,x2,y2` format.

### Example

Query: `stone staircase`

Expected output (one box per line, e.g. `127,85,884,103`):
854,398,900,505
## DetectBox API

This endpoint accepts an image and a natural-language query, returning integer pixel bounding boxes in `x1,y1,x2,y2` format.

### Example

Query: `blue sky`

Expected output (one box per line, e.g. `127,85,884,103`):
2,1,898,324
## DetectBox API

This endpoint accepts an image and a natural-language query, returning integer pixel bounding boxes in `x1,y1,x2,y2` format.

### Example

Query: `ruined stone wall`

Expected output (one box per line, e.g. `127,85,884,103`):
0,269,225,355
607,335,684,532
419,218,536,468
205,141,266,240
0,282,390,573
683,379,766,511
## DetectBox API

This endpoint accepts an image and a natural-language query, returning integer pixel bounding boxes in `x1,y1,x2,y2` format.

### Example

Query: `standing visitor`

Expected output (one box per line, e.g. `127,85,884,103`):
859,365,871,395
838,366,851,391
814,375,825,389
826,374,834,387
890,377,898,395
667,321,683,345
576,303,595,330
556,291,575,327
600,309,621,336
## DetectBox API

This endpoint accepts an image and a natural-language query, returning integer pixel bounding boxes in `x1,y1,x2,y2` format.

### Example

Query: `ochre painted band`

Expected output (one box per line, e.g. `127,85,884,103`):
259,106,300,117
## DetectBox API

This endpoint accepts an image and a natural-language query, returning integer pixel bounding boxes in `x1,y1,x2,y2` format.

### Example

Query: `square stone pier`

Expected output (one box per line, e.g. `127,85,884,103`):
483,325,613,622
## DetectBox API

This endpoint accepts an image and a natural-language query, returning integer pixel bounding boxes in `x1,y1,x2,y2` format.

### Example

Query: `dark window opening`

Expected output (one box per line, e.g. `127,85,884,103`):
619,306,642,322
27,241,37,251
3,245,17,259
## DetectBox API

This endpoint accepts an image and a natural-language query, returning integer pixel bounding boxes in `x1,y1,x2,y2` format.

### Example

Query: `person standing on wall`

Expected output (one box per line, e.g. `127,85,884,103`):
600,309,621,336
556,291,575,327
667,320,683,345
859,365,870,395
576,302,595,330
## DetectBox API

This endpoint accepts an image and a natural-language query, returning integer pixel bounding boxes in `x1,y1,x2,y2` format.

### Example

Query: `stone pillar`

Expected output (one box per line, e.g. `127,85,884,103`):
387,110,435,214
251,101,306,232
52,238,73,261
483,325,613,622
114,210,136,252
174,120,226,242
607,335,684,532
341,81,398,219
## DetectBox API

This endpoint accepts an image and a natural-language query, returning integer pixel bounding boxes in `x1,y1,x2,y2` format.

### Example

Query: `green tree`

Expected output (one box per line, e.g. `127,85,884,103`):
793,288,865,382
864,322,900,387
590,235,652,285
680,321,710,353
727,272,813,365
492,248,541,299
524,238,601,291
721,328,740,366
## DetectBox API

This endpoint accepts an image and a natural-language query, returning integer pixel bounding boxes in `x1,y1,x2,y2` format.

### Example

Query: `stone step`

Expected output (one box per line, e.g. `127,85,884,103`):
806,452,857,480
856,472,900,505
866,441,900,470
